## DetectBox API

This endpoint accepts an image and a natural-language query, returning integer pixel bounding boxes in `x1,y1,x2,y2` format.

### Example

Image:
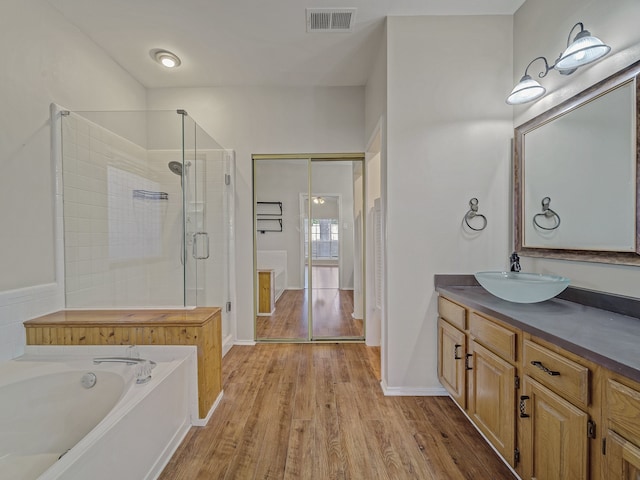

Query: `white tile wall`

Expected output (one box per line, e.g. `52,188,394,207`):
0,112,232,360
62,113,184,307
0,283,64,361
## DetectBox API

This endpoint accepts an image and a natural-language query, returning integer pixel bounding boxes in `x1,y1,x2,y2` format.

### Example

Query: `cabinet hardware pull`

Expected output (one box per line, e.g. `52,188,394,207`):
465,353,473,370
454,344,462,360
531,360,560,376
519,395,530,418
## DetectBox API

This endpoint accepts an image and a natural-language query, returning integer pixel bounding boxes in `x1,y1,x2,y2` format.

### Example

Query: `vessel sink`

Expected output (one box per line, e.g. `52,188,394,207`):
474,271,570,303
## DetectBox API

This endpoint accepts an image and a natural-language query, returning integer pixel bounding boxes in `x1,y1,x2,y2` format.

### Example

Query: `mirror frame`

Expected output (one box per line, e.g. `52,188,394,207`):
514,59,640,265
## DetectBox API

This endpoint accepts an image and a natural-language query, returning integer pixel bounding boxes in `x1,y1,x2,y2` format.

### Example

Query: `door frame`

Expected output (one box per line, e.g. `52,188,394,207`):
299,193,343,290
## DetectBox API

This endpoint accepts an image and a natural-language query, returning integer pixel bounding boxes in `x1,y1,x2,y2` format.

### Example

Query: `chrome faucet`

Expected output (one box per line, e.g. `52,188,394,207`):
92,357,157,384
510,252,521,272
93,356,151,365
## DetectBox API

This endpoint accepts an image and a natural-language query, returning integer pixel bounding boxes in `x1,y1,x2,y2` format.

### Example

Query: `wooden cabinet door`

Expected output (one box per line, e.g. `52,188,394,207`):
467,340,516,466
438,317,466,408
520,375,589,480
605,430,640,479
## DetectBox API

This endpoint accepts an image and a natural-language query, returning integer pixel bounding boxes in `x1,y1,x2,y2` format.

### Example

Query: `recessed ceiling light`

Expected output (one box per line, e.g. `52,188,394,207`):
150,49,181,68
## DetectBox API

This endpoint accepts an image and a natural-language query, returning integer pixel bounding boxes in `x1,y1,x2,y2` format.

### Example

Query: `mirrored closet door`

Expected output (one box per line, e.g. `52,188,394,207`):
253,154,365,342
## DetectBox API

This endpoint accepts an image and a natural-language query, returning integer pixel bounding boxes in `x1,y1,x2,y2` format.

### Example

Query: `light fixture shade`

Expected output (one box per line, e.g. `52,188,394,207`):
506,75,547,105
555,30,610,71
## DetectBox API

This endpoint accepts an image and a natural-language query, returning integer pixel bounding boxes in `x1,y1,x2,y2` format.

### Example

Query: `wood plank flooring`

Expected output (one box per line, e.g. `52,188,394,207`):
159,343,517,480
256,289,363,339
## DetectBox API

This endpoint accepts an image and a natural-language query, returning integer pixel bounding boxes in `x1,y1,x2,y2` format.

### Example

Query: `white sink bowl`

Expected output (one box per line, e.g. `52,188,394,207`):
474,271,570,303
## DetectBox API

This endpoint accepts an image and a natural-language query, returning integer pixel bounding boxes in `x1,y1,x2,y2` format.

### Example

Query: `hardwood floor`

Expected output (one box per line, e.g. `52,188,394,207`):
159,343,517,480
256,289,363,339
257,266,363,340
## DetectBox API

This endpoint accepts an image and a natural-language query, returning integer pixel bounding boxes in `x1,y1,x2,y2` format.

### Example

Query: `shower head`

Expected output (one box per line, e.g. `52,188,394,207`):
168,161,183,176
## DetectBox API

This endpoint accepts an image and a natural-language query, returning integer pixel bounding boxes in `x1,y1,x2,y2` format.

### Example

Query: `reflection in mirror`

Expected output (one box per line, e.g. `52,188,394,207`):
514,59,640,264
311,160,364,339
523,81,635,250
253,156,365,341
254,159,308,340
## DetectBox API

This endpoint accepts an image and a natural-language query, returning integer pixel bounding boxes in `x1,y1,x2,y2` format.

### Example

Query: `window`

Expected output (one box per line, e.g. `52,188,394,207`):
305,218,338,260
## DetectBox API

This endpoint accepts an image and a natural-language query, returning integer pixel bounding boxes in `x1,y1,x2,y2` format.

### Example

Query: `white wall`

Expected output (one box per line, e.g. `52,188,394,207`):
364,27,388,356
384,15,514,392
146,87,365,341
365,25,388,145
513,0,640,296
0,0,146,360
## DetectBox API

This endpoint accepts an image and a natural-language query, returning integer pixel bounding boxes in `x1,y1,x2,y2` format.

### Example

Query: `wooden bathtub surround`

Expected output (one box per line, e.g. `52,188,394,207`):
24,307,222,419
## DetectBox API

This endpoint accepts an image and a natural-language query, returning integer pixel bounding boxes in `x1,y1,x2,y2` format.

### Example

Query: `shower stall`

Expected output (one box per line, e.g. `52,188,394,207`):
55,108,234,322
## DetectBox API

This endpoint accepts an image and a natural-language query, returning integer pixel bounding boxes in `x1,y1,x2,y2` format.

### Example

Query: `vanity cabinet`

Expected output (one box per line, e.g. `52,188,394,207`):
437,293,616,479
519,337,598,480
437,298,519,467
437,297,467,407
604,375,640,478
467,312,518,467
437,316,467,408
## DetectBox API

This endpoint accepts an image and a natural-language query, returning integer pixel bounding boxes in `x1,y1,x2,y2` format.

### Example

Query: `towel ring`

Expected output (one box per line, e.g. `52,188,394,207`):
464,198,487,231
533,197,561,231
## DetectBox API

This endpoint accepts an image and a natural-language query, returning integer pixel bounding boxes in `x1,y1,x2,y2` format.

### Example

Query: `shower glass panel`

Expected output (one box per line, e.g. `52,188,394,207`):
59,109,234,317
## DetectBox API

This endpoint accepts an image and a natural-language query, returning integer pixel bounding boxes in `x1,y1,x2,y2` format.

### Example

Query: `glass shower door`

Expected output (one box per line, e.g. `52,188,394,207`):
59,108,233,317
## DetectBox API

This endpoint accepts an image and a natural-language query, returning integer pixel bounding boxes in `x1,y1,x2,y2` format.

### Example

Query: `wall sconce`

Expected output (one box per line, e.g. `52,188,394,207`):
312,196,325,205
506,22,611,105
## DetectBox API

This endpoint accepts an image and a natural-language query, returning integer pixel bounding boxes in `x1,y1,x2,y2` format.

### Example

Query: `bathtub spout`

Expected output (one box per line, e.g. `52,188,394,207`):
93,357,156,367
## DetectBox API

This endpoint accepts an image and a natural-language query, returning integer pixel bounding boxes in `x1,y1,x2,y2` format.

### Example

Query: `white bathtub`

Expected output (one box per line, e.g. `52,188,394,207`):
0,346,198,480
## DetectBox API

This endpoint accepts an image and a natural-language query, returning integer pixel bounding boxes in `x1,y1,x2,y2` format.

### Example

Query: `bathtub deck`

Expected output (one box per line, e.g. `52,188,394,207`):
23,308,222,419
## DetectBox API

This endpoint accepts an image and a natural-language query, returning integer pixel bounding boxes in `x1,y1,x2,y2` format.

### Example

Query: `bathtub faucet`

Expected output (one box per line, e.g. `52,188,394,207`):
93,357,157,384
93,356,151,365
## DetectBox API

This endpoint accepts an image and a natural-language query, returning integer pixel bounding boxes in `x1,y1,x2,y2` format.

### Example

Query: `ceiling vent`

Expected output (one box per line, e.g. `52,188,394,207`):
306,8,356,33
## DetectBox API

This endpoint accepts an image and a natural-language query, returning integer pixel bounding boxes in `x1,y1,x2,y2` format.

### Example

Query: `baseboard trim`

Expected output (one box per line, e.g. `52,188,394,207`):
233,339,257,347
192,390,224,427
380,380,448,397
222,334,234,356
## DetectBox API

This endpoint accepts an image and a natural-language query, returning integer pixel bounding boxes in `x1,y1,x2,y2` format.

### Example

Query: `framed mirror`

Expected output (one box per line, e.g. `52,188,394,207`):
514,59,640,265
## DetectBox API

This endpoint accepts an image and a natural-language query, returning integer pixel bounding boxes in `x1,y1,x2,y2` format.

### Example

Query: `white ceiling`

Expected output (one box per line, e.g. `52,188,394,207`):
47,0,525,88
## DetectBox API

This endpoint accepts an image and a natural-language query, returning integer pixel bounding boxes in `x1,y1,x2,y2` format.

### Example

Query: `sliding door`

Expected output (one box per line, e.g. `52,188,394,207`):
253,154,364,342
310,160,364,339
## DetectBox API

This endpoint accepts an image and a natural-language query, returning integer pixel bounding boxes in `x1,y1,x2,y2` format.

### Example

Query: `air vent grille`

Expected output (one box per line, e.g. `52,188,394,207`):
306,8,356,32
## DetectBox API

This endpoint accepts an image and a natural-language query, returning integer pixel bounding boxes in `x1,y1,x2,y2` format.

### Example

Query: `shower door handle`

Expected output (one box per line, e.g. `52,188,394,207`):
192,232,210,260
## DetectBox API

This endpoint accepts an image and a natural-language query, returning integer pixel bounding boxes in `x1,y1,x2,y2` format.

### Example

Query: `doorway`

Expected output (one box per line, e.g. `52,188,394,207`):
253,154,365,342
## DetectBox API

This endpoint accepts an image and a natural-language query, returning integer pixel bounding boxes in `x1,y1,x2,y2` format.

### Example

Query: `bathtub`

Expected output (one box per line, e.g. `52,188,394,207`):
0,346,198,480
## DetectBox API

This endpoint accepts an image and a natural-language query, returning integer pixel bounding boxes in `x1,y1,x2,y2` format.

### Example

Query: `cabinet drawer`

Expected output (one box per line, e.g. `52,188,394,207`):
438,296,466,330
607,378,640,446
468,312,517,362
523,339,590,407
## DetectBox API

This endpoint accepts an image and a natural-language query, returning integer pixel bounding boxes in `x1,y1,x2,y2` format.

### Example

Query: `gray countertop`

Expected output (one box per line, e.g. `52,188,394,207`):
436,284,640,383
